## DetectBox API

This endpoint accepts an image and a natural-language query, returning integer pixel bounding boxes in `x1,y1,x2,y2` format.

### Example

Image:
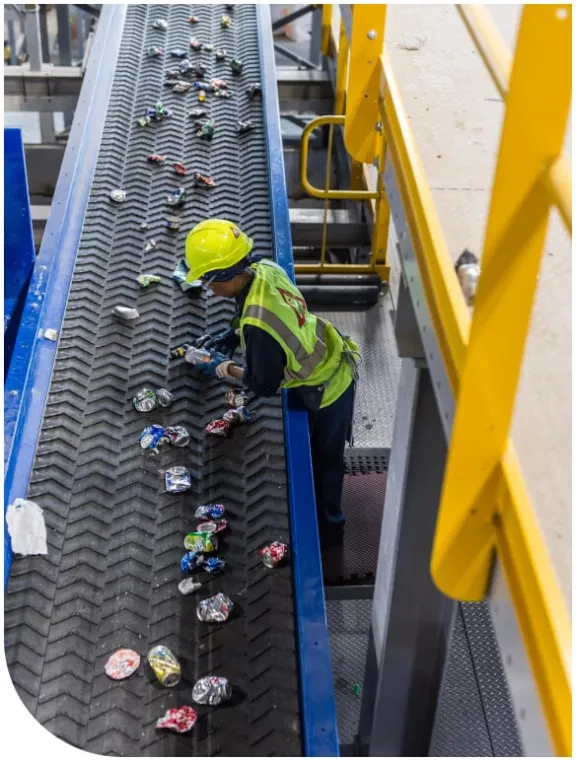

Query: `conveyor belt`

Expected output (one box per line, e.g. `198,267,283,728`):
5,5,302,756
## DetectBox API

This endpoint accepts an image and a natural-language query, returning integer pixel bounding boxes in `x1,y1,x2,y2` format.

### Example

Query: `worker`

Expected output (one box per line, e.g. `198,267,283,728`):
184,219,359,549
4,40,11,65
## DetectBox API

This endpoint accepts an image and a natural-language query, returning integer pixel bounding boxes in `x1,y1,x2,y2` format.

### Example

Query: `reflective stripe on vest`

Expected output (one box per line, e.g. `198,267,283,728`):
243,303,327,381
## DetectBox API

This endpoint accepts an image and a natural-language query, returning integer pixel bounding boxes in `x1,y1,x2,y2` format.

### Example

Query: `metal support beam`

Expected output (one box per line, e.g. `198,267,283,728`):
39,4,50,63
23,4,42,71
358,359,456,756
7,20,18,66
274,42,316,70
38,112,55,144
56,3,72,66
309,6,322,66
272,4,316,31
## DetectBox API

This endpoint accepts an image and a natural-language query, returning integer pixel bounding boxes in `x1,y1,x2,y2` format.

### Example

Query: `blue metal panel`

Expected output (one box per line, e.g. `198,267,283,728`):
256,4,340,756
3,5,127,590
4,127,36,373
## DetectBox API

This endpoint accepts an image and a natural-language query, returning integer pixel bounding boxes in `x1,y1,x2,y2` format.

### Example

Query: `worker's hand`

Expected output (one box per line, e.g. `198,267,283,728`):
215,360,235,379
204,328,240,357
195,350,230,378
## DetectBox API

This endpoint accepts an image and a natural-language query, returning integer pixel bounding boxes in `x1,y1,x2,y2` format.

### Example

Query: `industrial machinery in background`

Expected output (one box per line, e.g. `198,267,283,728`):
4,3,571,758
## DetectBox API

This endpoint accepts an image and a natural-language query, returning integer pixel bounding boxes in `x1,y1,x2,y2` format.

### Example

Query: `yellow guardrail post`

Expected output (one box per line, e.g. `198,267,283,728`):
344,4,386,163
431,5,571,753
321,3,333,56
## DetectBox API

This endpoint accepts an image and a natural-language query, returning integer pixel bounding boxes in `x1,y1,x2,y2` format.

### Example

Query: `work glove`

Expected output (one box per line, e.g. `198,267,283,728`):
195,349,231,379
196,328,240,357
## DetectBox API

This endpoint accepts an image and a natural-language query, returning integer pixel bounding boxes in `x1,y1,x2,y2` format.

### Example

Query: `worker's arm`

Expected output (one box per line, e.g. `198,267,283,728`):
217,326,286,396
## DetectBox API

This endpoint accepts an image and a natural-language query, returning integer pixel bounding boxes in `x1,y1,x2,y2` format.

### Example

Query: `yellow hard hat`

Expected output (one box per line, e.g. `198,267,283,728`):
185,219,253,282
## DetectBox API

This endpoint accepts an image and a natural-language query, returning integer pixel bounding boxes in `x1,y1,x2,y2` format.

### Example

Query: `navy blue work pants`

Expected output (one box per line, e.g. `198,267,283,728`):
308,381,355,529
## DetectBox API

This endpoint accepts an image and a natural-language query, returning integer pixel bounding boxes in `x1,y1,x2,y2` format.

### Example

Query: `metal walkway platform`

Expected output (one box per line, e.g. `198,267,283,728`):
5,5,304,756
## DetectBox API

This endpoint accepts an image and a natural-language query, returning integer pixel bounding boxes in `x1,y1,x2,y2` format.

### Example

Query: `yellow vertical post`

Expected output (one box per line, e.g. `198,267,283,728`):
343,4,386,163
334,19,349,115
370,130,391,281
321,3,333,56
431,1,572,613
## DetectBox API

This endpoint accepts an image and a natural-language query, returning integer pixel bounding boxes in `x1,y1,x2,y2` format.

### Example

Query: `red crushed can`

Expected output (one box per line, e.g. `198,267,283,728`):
259,541,289,568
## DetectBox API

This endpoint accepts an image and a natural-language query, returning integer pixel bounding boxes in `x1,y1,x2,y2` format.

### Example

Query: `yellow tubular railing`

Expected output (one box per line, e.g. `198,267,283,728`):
308,3,572,755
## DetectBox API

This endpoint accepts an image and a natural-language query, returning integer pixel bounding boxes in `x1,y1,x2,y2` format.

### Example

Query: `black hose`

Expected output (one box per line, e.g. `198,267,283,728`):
299,284,380,309
296,274,382,287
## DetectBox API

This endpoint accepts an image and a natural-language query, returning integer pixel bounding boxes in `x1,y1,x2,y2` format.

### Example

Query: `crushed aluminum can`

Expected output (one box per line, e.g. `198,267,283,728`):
172,259,202,292
164,426,190,447
194,504,225,520
195,120,215,140
189,15,199,24
205,419,231,437
140,222,149,230
193,62,207,78
152,18,168,31
237,120,255,134
133,388,158,412
210,77,227,90
193,80,211,91
166,69,180,80
246,82,262,100
147,154,166,164
197,519,228,535
225,390,249,408
44,328,58,341
178,578,202,595
178,59,194,76
146,102,172,121
167,188,186,207
221,14,231,28
214,89,231,99
137,115,152,127
198,90,206,103
105,648,140,680
190,37,202,50
147,645,181,687
222,406,252,425
197,592,233,623
184,532,218,553
165,466,192,493
181,551,205,574
140,424,168,451
113,305,139,321
170,48,187,58
156,388,174,407
144,238,157,252
156,705,197,734
203,557,225,574
173,162,187,175
215,48,227,61
137,274,161,288
172,81,193,93
194,172,216,188
203,43,214,52
230,57,243,74
185,346,212,366
166,215,182,230
192,676,232,706
189,107,208,120
147,46,163,57
226,4,235,10
110,188,126,203
259,541,289,568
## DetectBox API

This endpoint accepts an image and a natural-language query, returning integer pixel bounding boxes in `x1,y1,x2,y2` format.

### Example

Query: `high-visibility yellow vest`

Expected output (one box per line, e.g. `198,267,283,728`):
239,260,355,408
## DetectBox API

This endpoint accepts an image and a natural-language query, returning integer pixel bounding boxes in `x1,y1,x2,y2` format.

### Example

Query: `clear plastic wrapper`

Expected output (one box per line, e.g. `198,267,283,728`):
178,578,202,595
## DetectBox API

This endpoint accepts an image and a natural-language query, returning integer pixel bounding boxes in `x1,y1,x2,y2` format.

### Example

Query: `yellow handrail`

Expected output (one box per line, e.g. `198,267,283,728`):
311,4,572,755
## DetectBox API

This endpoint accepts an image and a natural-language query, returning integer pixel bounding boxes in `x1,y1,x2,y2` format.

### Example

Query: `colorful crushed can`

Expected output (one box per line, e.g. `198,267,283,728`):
203,43,214,52
140,424,168,450
194,172,216,188
185,346,212,366
147,46,163,57
110,188,126,203
172,81,192,93
214,89,231,99
137,116,152,127
222,406,251,425
156,388,174,407
184,532,218,553
173,162,187,175
155,705,197,733
246,82,262,100
167,188,186,207
164,426,190,447
194,62,207,77
225,390,248,408
152,19,168,31
197,592,233,623
137,274,161,288
237,120,255,134
189,107,208,120
192,676,232,706
205,419,231,437
195,504,225,520
170,48,187,58
133,388,157,412
259,541,289,568
210,77,227,90
147,645,181,687
195,120,215,140
165,466,192,493
203,557,225,574
189,15,199,24
198,90,206,103
196,519,228,535
166,215,182,230
230,57,243,74
221,14,231,28
181,551,204,574
105,648,140,680
147,153,166,164
215,48,227,61
190,37,202,50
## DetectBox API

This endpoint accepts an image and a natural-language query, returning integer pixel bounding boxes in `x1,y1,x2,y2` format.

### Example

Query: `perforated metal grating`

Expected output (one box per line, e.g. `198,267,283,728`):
5,5,301,756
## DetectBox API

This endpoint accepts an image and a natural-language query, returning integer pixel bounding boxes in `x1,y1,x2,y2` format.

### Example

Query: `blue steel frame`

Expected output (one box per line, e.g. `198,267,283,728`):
257,5,340,756
3,5,127,589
